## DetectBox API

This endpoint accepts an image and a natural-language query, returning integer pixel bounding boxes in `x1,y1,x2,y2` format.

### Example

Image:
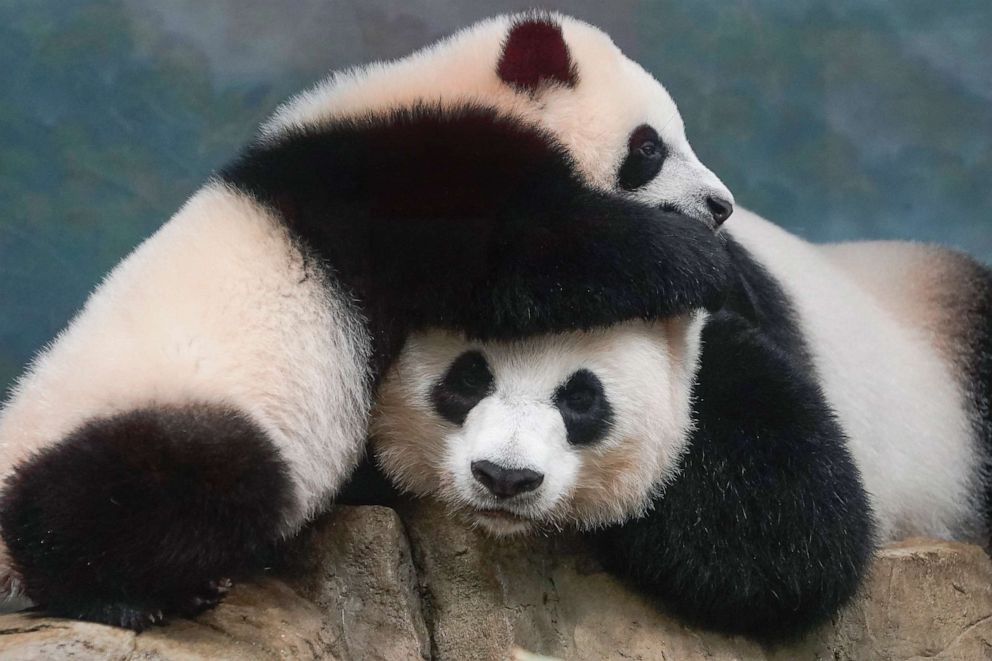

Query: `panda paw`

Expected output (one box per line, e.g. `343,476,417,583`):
177,577,233,617
69,602,166,632
53,578,234,631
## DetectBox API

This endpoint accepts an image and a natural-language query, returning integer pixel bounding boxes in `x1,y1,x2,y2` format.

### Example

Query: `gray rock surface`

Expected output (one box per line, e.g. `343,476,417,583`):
1,504,990,660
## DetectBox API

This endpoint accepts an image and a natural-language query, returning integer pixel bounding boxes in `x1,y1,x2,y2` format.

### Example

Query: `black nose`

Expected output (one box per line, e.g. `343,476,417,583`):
471,460,544,498
705,195,734,226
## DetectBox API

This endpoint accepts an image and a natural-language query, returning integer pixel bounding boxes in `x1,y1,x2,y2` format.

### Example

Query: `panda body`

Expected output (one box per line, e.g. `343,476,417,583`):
0,13,735,627
728,210,987,542
372,215,992,636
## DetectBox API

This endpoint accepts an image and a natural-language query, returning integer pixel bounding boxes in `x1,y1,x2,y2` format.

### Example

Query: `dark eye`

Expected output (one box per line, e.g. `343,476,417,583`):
456,368,487,392
563,386,596,413
638,141,658,158
431,351,494,425
553,369,614,446
618,124,666,191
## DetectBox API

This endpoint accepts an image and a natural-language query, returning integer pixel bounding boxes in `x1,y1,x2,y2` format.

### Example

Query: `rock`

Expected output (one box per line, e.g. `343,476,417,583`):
787,538,992,661
280,505,430,660
400,500,767,660
0,504,990,660
400,501,992,660
0,506,427,660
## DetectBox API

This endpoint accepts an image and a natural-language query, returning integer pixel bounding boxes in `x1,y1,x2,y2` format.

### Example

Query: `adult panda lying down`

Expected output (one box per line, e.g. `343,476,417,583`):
0,13,733,628
372,214,992,637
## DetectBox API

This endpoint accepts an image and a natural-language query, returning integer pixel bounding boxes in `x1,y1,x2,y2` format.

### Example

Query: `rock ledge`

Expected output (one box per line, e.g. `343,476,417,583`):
1,504,990,660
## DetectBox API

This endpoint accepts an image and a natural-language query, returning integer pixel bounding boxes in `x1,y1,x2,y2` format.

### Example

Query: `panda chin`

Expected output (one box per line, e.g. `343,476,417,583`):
468,508,538,537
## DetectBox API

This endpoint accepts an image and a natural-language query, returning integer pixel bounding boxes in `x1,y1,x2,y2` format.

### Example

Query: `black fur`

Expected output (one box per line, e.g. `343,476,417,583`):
721,237,816,372
497,15,579,92
554,368,614,446
618,124,666,192
220,105,732,379
2,106,732,631
590,243,876,639
431,350,496,425
953,258,992,542
0,405,293,630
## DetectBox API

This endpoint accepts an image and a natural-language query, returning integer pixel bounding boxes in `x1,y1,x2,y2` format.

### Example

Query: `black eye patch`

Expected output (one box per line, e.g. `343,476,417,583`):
618,124,667,191
431,350,495,425
553,369,614,446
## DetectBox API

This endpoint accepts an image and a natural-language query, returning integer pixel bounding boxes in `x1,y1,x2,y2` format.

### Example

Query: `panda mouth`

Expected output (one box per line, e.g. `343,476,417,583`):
475,507,528,522
468,506,537,534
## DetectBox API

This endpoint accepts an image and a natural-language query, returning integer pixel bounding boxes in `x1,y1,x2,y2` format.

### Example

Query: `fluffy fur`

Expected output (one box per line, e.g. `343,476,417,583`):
373,318,704,534
265,11,734,226
371,227,991,637
1,405,289,630
0,13,734,627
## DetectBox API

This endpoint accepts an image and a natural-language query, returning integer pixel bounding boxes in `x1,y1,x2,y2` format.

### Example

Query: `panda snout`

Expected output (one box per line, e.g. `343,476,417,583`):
471,460,544,498
705,194,734,226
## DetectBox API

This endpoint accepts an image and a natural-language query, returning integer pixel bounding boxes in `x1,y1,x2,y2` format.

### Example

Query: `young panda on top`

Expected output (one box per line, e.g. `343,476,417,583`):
0,14,732,628
373,217,992,637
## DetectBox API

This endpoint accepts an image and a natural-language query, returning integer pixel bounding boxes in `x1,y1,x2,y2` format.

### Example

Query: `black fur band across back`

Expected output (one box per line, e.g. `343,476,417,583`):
220,105,732,378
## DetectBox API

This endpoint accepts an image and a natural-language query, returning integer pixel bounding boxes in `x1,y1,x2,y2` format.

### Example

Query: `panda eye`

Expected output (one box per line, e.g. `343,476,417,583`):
456,368,487,392
554,369,614,446
618,124,666,191
562,386,596,413
431,351,494,425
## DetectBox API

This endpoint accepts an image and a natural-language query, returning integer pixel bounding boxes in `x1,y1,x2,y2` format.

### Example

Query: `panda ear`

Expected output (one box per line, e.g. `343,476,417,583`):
497,16,578,93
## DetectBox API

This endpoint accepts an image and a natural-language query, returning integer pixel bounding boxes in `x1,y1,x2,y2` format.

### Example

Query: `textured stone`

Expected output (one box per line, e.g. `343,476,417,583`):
400,500,767,661
280,505,430,660
401,501,992,660
784,538,992,661
1,505,991,660
0,506,427,660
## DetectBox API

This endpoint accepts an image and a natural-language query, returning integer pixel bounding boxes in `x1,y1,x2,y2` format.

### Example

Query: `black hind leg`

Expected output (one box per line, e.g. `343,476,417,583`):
591,312,876,639
0,404,294,630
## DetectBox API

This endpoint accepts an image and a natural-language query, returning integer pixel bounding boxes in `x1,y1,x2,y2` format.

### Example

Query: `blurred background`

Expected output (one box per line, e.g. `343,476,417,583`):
1,0,990,392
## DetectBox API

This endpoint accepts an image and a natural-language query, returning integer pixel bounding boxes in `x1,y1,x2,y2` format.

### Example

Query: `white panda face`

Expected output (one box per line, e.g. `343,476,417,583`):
264,13,733,228
532,18,735,228
371,319,704,536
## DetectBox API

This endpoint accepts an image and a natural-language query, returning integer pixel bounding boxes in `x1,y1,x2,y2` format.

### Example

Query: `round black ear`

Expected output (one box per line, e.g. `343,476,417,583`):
497,16,578,93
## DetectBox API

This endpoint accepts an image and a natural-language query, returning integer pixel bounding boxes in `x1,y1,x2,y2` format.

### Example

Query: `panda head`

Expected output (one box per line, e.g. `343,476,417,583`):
265,12,733,229
371,318,704,536
495,14,735,228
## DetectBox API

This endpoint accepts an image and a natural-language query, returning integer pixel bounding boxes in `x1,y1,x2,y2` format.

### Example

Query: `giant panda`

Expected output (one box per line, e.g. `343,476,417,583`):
371,211,992,637
0,13,734,628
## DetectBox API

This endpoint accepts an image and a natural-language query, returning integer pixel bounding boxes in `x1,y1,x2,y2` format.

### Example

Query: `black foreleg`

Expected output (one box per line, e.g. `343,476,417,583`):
591,312,876,638
0,404,294,630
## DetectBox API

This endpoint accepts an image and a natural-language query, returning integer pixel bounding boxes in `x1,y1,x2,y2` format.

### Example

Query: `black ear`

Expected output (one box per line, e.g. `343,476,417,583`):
497,16,578,92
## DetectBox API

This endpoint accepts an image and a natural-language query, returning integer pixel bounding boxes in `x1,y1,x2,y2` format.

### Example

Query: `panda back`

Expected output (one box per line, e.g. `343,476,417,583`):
725,208,985,543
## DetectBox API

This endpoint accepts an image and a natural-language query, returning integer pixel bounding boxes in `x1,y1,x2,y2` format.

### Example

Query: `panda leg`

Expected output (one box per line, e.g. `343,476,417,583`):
0,405,293,630
591,311,876,639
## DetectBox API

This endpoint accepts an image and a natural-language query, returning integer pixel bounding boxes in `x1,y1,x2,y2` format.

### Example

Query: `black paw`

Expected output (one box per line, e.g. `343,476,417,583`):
49,578,234,631
68,602,166,632
177,578,233,617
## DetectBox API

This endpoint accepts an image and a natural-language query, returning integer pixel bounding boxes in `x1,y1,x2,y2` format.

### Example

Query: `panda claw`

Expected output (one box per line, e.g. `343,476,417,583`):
178,578,233,616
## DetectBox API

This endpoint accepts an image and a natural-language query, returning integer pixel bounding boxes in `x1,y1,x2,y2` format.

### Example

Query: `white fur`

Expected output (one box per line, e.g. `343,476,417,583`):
0,183,372,533
0,11,731,605
376,212,983,545
263,12,733,220
372,319,703,535
725,210,982,543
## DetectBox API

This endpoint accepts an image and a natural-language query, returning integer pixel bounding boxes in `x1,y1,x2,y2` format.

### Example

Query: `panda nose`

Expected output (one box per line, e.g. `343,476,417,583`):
471,460,544,498
705,195,734,226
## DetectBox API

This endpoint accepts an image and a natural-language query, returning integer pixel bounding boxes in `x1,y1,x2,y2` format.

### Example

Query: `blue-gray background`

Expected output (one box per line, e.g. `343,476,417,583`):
1,0,990,392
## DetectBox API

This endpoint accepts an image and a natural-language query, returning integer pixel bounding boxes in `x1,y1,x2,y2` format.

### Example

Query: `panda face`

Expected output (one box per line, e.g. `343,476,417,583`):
372,318,704,536
529,20,735,228
263,13,733,229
